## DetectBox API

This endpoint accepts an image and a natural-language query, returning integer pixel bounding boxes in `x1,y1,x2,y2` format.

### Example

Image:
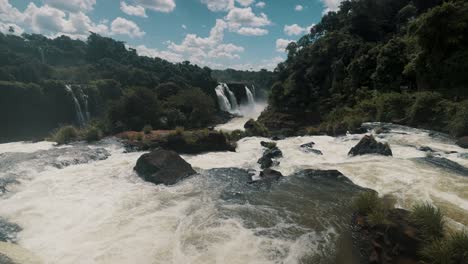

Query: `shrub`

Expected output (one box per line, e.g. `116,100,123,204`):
410,203,445,241
448,101,468,137
142,124,153,135
85,126,103,142
408,92,443,126
175,126,185,135
375,92,411,122
52,125,79,145
244,119,269,137
420,231,468,264
226,129,246,141
353,191,381,215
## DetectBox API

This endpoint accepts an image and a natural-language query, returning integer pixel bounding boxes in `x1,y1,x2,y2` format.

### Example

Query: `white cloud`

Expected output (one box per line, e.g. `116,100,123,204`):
0,0,24,22
230,56,283,71
236,0,255,7
167,19,244,65
111,17,145,38
136,0,176,13
276,38,294,52
295,5,303,11
45,0,96,13
283,23,314,36
0,22,23,35
200,0,234,12
321,0,342,13
225,7,271,36
237,27,268,36
255,2,266,8
120,2,147,17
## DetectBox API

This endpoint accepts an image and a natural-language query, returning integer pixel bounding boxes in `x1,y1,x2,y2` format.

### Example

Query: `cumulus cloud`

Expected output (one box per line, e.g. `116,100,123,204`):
283,23,314,36
276,38,294,52
255,2,266,8
295,5,303,11
321,0,343,13
237,27,268,36
236,0,255,7
225,7,271,35
0,0,24,22
111,17,145,38
120,2,147,17
133,44,184,62
136,0,176,13
200,0,234,12
230,56,283,71
45,0,96,13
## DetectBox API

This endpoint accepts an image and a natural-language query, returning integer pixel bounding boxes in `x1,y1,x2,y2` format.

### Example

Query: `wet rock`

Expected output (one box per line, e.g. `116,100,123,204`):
348,135,393,156
0,218,21,243
257,156,273,169
257,145,283,169
0,253,15,264
416,156,468,177
456,137,468,148
260,168,283,181
374,127,391,134
260,141,277,150
308,149,323,155
134,149,196,185
271,135,286,141
417,146,434,152
300,142,323,155
458,153,468,159
300,142,315,149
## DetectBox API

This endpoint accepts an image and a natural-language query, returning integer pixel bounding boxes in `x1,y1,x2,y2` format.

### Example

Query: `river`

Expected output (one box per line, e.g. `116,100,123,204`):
0,107,467,263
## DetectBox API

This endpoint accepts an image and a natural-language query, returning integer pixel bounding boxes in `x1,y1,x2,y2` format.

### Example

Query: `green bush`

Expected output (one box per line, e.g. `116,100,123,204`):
375,92,411,122
85,126,103,142
420,231,468,264
410,203,445,241
52,125,79,145
408,92,443,126
448,101,468,137
353,191,382,215
142,124,153,134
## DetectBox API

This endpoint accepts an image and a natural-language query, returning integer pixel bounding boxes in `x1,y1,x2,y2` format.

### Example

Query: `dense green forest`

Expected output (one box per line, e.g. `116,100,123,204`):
259,0,468,137
0,33,225,142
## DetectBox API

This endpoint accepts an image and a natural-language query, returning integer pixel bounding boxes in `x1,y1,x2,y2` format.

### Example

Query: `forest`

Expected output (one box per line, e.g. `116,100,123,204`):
259,0,468,137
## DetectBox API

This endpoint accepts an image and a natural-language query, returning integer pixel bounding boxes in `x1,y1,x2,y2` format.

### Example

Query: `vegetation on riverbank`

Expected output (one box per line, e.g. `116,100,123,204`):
352,192,468,263
259,0,468,138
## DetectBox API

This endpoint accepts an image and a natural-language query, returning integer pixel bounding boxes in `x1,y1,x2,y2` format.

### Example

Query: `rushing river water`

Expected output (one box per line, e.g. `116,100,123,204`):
0,114,467,263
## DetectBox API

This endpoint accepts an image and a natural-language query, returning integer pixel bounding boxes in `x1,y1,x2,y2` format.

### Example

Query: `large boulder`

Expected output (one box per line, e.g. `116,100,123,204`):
134,149,196,185
260,169,283,181
257,142,283,169
456,136,468,149
348,135,393,156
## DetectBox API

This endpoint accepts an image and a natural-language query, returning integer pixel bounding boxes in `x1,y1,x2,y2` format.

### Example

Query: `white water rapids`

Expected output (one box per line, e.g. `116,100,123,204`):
0,109,467,263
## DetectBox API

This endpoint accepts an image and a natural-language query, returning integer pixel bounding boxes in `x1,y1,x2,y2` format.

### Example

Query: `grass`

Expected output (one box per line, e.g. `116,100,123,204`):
85,126,103,142
410,203,445,241
353,191,382,215
420,231,468,264
51,125,78,145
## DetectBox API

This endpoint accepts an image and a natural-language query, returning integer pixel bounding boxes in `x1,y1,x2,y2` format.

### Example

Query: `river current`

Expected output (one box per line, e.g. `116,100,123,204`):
0,107,467,263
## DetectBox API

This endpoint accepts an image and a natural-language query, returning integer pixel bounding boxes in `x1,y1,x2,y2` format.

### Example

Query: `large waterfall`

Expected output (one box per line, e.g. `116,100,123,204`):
65,85,89,127
215,83,256,115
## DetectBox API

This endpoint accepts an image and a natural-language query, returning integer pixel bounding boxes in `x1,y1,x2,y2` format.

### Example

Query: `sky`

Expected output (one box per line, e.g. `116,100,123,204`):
0,0,343,70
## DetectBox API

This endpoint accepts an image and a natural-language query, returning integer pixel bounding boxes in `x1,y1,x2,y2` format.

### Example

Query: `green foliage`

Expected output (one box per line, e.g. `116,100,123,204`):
353,191,382,216
410,203,445,241
375,92,411,122
420,231,468,264
408,92,443,125
166,88,216,128
244,119,270,137
51,125,78,145
84,126,103,143
142,125,153,135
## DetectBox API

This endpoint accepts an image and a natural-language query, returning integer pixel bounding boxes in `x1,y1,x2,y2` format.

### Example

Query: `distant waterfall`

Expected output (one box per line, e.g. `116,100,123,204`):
215,84,232,112
245,86,255,106
224,84,239,111
65,85,88,127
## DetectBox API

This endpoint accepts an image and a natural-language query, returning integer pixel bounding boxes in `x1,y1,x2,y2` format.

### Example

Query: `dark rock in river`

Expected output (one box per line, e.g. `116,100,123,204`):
300,142,323,155
0,253,15,264
134,149,196,185
348,135,393,156
416,156,468,177
456,136,468,148
257,144,283,169
417,146,434,152
260,168,283,181
300,142,315,149
0,218,21,243
260,141,276,150
257,156,273,169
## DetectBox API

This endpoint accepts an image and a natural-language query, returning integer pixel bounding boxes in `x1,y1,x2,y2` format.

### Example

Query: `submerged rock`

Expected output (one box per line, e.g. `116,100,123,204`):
348,135,393,156
300,142,323,155
260,169,283,181
134,149,196,185
0,218,21,243
456,136,468,149
416,156,468,177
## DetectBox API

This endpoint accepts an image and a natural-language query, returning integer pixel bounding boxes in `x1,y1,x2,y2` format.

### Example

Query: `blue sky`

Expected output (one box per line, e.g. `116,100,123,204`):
1,0,342,70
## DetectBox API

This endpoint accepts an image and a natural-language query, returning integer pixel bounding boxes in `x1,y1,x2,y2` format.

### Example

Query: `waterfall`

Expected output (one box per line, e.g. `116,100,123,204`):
223,84,239,112
76,87,91,121
245,86,255,106
65,85,87,127
215,84,232,112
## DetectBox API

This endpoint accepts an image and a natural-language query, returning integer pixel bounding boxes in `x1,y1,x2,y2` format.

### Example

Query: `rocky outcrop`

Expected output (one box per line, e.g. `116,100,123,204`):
456,136,468,148
121,130,236,154
134,149,196,185
351,209,422,264
416,156,468,177
300,142,323,155
257,143,283,169
260,168,283,181
349,135,393,156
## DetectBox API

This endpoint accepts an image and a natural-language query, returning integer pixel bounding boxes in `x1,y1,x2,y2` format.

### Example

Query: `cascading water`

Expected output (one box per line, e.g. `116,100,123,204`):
224,84,239,112
65,85,88,127
215,84,232,113
245,86,255,106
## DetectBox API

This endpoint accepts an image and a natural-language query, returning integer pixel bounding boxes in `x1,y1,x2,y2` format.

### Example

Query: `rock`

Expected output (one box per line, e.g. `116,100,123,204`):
271,135,286,141
374,127,391,134
257,156,273,169
348,135,393,156
416,156,468,177
300,142,315,149
244,119,256,130
308,149,323,155
300,142,323,155
0,218,21,243
456,137,468,148
134,149,196,185
264,147,283,159
417,146,434,152
260,168,283,181
260,141,277,149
